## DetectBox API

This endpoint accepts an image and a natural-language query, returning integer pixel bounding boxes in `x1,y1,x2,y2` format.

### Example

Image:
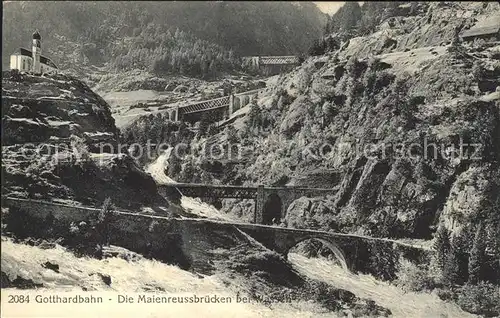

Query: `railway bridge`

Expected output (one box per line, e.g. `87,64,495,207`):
159,183,336,224
242,55,300,75
2,197,432,276
164,89,261,124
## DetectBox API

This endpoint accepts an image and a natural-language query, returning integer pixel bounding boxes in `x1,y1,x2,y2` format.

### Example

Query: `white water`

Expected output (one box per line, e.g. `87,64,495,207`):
145,148,239,221
1,238,341,318
145,147,178,185
288,253,476,318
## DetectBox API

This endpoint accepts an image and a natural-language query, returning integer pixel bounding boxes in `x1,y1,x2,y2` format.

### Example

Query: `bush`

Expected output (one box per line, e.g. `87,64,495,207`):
308,38,326,56
8,69,23,81
68,197,116,258
368,243,397,281
70,135,91,163
443,235,469,286
225,125,238,143
395,259,436,292
239,250,287,272
457,282,500,317
346,56,367,78
374,71,395,91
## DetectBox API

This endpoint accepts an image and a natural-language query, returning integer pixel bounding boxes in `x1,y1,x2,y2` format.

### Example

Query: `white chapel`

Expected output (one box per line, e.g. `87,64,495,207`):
10,31,58,74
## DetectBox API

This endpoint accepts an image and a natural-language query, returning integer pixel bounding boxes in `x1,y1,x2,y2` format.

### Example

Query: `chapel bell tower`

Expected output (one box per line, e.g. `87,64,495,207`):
32,30,42,74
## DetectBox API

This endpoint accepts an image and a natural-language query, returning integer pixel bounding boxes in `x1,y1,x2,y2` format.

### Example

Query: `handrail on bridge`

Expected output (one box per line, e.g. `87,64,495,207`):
233,88,262,96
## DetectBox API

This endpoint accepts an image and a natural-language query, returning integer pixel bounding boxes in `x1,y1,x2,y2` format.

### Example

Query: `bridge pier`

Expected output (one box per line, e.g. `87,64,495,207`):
229,94,234,116
254,185,264,224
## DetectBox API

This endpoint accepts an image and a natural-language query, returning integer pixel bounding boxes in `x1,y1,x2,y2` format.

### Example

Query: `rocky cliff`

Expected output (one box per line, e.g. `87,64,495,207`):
193,3,500,245
1,71,168,211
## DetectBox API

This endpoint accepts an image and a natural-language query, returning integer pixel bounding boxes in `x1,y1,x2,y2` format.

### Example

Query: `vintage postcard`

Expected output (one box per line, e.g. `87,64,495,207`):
2,1,500,317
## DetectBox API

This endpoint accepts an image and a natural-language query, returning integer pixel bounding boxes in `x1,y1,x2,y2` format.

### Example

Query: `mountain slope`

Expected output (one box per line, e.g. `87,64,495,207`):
158,2,500,244
2,2,326,79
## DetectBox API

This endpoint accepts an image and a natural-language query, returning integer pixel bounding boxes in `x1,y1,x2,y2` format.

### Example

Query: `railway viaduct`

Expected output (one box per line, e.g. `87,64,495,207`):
158,183,336,225
2,197,431,275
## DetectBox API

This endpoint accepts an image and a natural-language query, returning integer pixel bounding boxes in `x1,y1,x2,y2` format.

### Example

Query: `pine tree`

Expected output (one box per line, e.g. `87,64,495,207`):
434,225,451,271
443,242,460,286
468,223,487,284
248,103,261,128
443,234,467,286
208,60,217,79
198,113,210,137
95,197,115,259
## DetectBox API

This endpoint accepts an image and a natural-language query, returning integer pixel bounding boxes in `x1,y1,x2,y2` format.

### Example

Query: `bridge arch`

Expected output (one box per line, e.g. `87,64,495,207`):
287,236,349,271
262,193,282,225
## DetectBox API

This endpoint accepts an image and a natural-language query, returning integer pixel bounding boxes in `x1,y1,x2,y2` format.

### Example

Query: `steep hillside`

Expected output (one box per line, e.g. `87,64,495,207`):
222,46,499,236
336,2,500,59
161,3,500,246
2,71,118,146
2,1,326,81
143,4,500,312
1,71,168,211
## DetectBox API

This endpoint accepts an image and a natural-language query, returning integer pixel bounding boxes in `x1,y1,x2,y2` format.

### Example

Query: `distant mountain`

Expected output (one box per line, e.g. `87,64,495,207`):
2,2,327,77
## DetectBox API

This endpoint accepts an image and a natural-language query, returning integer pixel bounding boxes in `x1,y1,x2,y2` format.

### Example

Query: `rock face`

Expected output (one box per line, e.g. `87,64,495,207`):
339,2,500,60
441,164,496,237
2,71,118,149
1,71,168,211
285,196,339,231
214,3,500,242
280,95,312,136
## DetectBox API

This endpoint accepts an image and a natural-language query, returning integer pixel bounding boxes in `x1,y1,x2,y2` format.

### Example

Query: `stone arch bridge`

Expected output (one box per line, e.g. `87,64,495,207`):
164,89,261,124
2,197,431,276
231,222,428,272
159,183,336,225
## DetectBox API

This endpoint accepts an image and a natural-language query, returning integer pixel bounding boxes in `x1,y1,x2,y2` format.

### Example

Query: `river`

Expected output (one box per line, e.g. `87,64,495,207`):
288,253,475,318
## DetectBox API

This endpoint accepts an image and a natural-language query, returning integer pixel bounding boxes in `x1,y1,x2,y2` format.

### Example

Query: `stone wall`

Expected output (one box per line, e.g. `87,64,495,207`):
2,197,259,273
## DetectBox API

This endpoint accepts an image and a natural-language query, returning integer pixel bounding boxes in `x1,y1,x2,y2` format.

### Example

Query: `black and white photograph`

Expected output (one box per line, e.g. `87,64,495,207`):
1,1,500,317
